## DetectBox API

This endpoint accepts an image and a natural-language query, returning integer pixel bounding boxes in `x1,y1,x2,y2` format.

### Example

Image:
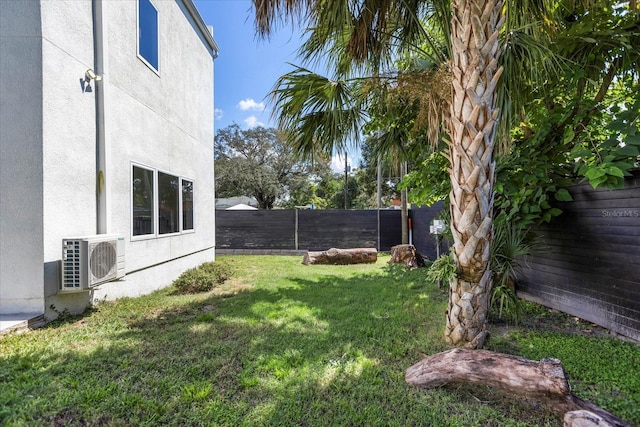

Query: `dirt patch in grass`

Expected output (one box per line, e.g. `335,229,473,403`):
49,408,112,427
210,278,254,297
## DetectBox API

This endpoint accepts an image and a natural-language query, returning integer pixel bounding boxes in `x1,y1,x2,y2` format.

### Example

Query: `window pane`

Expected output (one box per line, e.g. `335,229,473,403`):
133,166,154,236
138,0,158,70
182,179,194,230
158,172,179,234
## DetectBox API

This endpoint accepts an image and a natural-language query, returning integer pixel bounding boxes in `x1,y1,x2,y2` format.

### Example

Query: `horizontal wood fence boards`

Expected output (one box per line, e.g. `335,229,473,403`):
215,209,407,252
380,209,405,252
297,210,378,250
409,202,447,260
518,171,640,341
216,210,296,250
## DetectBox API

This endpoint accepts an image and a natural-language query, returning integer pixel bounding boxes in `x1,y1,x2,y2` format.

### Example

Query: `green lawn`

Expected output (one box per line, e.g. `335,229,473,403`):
1,255,638,426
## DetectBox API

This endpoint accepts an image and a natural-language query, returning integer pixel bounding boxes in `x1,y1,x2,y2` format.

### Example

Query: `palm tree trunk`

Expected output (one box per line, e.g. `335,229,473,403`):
445,0,504,348
344,153,349,209
401,161,409,244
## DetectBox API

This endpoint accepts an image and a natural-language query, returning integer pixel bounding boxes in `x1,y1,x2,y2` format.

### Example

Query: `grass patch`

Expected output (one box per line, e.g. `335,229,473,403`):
1,255,638,426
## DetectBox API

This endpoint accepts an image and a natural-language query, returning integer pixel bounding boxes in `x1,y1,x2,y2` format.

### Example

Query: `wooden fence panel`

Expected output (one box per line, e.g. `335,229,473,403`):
215,210,295,249
297,210,378,251
518,172,640,341
409,202,447,260
379,210,403,251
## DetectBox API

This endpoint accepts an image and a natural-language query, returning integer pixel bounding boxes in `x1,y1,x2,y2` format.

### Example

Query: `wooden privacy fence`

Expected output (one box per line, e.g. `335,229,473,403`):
216,209,405,253
216,205,447,258
518,171,640,341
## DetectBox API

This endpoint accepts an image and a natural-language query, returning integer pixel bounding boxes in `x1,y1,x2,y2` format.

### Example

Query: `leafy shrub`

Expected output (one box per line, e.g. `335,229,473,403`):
173,261,233,294
426,252,457,286
491,284,522,323
198,261,233,283
489,217,536,323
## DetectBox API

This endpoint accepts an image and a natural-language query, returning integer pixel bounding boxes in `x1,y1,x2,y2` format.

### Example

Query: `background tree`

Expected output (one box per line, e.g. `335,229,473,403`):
355,138,402,207
215,124,329,209
280,160,338,208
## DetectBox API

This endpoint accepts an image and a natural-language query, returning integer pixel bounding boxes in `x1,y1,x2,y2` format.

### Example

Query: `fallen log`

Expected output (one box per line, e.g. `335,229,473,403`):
303,248,377,265
389,244,426,268
406,349,632,427
564,409,621,427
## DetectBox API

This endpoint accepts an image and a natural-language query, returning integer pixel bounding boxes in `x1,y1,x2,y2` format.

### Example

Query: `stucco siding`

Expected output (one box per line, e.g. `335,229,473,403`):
40,0,94,66
0,0,45,314
104,0,215,274
41,0,98,266
106,0,214,146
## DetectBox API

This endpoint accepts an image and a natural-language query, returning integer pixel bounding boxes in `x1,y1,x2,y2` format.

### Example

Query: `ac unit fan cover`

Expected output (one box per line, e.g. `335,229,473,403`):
90,241,117,280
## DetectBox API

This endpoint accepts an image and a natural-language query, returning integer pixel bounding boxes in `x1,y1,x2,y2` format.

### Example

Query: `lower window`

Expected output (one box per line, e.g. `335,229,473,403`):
132,164,194,237
132,166,154,236
158,172,179,234
182,179,194,231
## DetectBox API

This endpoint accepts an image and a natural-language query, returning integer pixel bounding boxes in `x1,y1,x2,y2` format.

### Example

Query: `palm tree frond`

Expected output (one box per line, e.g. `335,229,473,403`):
270,65,367,160
496,24,568,151
253,0,315,37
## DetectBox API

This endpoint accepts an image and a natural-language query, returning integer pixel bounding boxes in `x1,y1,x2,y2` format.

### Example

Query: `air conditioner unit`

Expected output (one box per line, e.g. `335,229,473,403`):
60,235,125,292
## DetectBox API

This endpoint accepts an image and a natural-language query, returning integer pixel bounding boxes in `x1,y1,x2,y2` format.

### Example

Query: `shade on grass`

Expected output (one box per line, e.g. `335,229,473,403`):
1,255,637,426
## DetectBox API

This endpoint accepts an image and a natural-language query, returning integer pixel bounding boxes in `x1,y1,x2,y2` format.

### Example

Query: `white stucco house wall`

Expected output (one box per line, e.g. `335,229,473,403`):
0,0,219,328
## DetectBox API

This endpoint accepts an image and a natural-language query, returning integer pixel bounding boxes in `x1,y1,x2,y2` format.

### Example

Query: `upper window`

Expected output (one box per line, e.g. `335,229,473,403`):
138,0,159,72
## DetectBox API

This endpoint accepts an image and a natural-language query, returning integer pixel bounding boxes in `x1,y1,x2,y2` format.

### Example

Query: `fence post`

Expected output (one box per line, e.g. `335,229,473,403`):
295,209,299,251
377,209,381,251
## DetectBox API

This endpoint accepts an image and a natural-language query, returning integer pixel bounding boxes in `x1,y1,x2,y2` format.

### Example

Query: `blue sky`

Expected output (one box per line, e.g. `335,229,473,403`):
193,0,359,170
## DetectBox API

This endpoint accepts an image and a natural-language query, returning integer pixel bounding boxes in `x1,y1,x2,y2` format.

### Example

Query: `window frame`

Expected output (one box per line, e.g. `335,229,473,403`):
131,163,195,240
181,178,195,233
157,170,180,236
131,164,156,238
136,0,160,74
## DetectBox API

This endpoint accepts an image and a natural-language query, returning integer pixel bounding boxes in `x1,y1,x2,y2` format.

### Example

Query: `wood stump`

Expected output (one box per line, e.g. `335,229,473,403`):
303,248,377,265
406,349,632,427
389,244,426,268
565,410,616,427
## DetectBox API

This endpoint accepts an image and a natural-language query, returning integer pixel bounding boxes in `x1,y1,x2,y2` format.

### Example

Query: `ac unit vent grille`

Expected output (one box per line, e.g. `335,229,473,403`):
62,240,82,289
89,241,117,282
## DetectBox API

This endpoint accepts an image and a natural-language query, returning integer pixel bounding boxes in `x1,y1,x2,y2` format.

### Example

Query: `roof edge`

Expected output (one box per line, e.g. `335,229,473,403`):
181,0,219,58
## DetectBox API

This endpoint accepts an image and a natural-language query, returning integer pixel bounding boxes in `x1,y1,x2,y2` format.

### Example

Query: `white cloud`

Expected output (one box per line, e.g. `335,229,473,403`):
331,154,353,173
237,98,265,111
244,115,264,128
214,108,224,120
